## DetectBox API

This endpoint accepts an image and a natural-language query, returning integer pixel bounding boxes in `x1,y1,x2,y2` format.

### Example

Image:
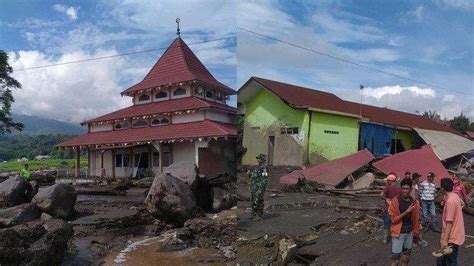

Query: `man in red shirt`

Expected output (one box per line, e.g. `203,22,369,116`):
381,174,401,244
436,178,465,265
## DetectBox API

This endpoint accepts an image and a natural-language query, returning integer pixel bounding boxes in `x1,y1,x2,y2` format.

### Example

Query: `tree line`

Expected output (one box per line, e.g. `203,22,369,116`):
0,134,76,161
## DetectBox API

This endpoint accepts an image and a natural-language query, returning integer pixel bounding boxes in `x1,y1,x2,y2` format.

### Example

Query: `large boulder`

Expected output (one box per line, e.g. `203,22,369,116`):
162,161,198,190
210,187,236,212
32,183,77,219
0,203,41,228
0,219,73,265
0,177,32,207
145,173,197,226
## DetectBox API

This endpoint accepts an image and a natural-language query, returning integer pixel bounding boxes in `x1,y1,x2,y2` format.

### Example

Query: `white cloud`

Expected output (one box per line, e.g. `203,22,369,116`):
359,85,473,121
406,5,425,23
434,0,474,11
53,4,79,21
9,50,130,123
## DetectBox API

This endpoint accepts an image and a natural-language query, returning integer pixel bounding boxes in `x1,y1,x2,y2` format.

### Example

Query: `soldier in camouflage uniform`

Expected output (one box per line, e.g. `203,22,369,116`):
248,154,269,221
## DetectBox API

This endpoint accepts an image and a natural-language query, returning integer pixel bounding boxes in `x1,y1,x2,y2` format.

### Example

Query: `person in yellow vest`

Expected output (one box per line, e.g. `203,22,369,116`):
20,163,31,181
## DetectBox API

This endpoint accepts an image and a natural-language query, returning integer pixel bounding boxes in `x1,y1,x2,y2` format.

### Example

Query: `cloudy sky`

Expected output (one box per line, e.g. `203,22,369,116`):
238,0,473,120
1,0,473,123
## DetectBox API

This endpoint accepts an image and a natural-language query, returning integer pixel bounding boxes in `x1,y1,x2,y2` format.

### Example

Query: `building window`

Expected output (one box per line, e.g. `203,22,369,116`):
281,127,299,135
123,154,130,167
115,154,123,167
156,91,167,99
173,87,186,96
138,94,150,102
151,117,170,126
324,130,339,135
132,119,149,128
194,87,204,96
152,152,160,167
114,121,130,130
162,144,171,167
205,89,214,99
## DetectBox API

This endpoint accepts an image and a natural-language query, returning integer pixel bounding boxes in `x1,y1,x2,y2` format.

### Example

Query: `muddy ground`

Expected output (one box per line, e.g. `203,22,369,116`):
58,185,236,265
237,173,474,265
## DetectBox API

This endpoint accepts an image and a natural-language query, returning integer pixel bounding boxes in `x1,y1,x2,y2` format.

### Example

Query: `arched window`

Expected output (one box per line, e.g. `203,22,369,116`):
151,117,170,126
138,94,150,101
173,87,187,96
156,91,167,99
114,121,130,130
194,87,204,96
206,89,214,99
132,119,149,128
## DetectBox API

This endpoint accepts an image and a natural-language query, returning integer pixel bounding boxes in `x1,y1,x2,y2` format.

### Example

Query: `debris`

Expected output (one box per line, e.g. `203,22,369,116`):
280,149,374,188
278,238,298,264
71,208,140,228
75,186,127,196
347,172,374,190
465,244,474,249
0,219,73,265
0,203,41,228
373,145,449,186
145,173,198,226
32,183,77,219
210,186,236,212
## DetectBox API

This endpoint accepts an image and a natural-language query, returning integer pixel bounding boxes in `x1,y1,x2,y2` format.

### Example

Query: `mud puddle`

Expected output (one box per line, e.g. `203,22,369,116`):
103,235,227,266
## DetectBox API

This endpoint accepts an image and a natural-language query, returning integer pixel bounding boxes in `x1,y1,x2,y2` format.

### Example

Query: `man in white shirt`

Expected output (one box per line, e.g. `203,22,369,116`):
420,172,439,232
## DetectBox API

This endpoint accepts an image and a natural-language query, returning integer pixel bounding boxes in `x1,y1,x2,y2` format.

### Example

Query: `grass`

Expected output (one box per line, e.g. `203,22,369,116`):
0,159,88,172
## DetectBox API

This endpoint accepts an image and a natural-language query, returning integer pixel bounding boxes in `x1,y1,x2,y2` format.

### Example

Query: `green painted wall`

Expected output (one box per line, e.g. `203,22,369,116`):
308,111,359,163
242,89,309,165
393,129,417,151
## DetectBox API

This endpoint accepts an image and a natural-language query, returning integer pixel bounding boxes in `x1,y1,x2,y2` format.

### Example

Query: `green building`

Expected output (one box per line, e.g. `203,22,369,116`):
238,77,458,166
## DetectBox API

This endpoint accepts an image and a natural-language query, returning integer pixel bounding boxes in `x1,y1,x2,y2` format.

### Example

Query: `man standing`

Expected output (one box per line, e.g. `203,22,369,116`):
420,172,439,232
247,154,269,221
381,174,401,243
388,178,420,266
436,178,465,265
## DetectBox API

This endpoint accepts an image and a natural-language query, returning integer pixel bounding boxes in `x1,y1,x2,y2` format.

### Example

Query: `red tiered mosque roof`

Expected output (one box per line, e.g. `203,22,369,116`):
121,37,235,96
58,120,236,148
81,97,237,125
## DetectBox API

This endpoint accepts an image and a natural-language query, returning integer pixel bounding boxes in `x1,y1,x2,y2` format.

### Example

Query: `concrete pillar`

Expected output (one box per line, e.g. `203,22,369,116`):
111,149,116,178
75,146,80,178
159,143,163,173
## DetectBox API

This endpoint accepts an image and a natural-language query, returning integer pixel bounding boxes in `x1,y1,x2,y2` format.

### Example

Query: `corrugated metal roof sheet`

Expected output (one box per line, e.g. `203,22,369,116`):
414,128,474,160
372,145,449,187
279,149,375,188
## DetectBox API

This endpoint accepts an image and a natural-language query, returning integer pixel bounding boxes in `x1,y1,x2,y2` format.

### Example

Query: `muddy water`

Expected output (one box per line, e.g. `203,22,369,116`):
103,236,228,266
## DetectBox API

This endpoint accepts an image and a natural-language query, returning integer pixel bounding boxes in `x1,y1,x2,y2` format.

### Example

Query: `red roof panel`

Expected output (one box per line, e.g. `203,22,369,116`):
372,145,449,187
279,149,375,188
82,97,237,124
122,37,234,95
464,131,474,139
58,120,236,147
250,77,458,134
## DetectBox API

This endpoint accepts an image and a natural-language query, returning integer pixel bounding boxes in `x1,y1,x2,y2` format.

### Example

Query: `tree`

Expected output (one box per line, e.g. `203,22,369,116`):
450,113,470,132
0,50,23,134
422,110,441,122
469,122,474,131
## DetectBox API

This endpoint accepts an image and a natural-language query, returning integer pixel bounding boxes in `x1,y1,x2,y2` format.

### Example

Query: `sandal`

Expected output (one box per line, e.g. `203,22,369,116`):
432,246,453,257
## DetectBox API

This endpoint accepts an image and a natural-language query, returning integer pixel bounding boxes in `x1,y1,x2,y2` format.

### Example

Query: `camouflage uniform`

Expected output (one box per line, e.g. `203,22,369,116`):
250,164,268,218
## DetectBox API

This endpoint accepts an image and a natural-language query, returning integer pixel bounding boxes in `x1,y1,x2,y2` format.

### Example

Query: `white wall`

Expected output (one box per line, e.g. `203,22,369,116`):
206,110,233,123
134,93,152,104
153,88,170,102
173,142,195,164
194,140,209,165
90,123,113,132
172,112,205,124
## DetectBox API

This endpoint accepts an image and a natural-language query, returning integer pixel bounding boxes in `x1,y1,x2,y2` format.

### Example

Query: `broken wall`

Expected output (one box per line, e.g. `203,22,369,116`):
393,129,419,151
241,89,308,166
